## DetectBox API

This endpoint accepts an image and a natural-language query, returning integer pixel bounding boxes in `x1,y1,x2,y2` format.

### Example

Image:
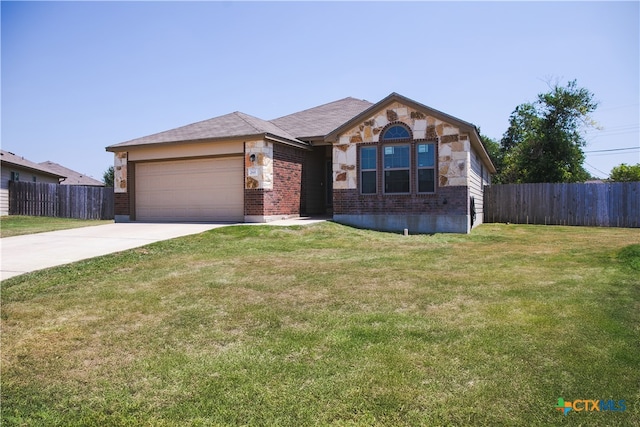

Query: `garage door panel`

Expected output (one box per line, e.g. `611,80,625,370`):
135,157,243,222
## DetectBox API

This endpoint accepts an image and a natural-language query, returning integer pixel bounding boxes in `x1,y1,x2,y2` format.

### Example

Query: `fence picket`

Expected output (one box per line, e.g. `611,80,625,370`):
484,182,640,228
8,181,114,220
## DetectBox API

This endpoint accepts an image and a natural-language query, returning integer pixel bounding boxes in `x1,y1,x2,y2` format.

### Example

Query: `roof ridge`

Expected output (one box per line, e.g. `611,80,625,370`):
271,96,371,120
232,111,265,134
233,111,300,139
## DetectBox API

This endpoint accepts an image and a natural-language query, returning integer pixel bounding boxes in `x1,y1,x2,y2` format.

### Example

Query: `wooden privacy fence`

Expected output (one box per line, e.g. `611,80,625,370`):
9,181,114,220
484,182,640,228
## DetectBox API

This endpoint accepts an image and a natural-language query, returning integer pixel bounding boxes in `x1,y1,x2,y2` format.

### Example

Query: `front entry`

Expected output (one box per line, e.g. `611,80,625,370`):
302,146,332,215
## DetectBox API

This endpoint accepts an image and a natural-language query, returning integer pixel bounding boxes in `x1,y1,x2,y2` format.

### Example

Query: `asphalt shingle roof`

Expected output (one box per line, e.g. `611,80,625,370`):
39,161,104,186
109,111,303,149
271,97,373,139
104,95,493,175
106,97,374,150
0,150,66,178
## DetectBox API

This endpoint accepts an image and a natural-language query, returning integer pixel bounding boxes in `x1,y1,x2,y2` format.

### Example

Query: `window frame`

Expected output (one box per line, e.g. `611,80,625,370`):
416,142,436,194
359,145,378,195
383,143,411,194
356,121,439,196
381,124,411,141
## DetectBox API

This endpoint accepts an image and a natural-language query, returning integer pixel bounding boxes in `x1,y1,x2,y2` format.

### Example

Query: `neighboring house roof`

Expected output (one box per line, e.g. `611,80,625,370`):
107,111,306,151
325,92,496,174
39,161,104,186
271,97,374,140
0,149,66,179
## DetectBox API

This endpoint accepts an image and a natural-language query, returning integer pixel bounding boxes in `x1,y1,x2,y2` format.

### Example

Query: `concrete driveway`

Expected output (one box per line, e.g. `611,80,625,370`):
0,223,230,281
0,218,328,281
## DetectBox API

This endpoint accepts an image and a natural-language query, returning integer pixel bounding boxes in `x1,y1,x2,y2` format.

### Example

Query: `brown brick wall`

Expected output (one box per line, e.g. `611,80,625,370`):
244,143,305,217
114,193,129,216
333,186,468,216
264,144,304,216
244,188,265,216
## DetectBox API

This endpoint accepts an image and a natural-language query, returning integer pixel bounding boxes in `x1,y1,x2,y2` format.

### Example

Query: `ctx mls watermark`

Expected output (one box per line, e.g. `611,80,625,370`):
556,398,626,415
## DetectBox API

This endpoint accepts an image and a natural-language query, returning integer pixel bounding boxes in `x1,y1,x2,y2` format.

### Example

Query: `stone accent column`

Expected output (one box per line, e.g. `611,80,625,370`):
245,140,273,190
244,139,273,222
114,152,127,193
113,152,130,222
332,142,357,190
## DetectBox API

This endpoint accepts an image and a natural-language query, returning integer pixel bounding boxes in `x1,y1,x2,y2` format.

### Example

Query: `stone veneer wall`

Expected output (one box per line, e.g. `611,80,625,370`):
333,101,471,191
244,143,304,219
114,152,128,193
331,102,475,233
244,140,273,190
113,152,130,219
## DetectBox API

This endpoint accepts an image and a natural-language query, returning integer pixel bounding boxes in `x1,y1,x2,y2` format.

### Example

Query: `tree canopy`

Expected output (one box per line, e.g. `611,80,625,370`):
498,80,598,183
609,163,640,182
103,165,114,187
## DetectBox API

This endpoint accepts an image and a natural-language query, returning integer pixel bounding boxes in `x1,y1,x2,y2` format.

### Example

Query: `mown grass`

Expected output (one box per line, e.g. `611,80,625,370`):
0,216,113,238
1,223,639,426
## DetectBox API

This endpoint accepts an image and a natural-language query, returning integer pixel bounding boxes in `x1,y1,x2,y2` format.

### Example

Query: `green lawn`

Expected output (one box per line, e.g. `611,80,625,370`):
1,223,639,426
0,216,113,238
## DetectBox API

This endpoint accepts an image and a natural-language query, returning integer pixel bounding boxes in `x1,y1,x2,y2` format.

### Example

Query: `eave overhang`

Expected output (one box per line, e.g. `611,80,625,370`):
106,133,311,153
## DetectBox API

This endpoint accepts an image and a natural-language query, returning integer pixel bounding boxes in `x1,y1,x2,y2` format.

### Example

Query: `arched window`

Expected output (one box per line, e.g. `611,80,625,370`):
358,121,436,195
381,124,411,141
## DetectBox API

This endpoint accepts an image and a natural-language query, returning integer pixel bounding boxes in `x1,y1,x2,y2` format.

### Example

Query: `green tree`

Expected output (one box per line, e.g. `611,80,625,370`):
103,165,114,187
479,134,504,183
609,163,640,182
499,80,598,183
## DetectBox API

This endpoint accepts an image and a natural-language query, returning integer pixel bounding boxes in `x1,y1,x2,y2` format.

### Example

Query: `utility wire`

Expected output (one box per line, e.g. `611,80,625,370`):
584,147,640,153
584,161,608,177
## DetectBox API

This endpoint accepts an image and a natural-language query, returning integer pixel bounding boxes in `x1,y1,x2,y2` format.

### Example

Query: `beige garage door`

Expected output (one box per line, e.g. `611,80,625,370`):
135,157,244,222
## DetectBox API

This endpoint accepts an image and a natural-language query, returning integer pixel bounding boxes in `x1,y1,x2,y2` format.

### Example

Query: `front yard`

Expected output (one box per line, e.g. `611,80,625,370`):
0,216,112,238
1,222,638,425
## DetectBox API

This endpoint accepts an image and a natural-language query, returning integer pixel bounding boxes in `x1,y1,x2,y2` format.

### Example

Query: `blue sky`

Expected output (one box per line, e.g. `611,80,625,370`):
2,1,639,181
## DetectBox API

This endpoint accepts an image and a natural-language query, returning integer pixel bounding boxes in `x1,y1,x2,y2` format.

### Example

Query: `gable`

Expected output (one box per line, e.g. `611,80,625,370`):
326,93,495,175
332,100,466,145
330,97,496,192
